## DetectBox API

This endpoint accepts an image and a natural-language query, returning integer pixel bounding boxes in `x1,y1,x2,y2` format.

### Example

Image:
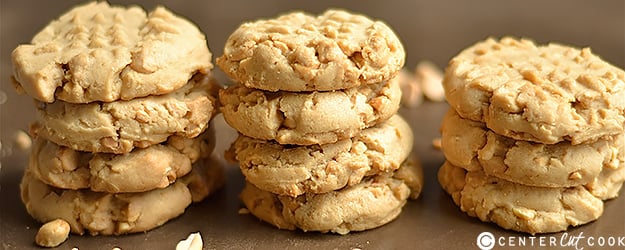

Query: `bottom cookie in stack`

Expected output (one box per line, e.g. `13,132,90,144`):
438,110,625,234
438,161,624,234
20,134,223,236
230,115,423,234
241,159,423,234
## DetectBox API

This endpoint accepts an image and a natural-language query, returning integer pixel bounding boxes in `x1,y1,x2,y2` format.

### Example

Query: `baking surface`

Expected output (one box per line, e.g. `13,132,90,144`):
1,1,624,249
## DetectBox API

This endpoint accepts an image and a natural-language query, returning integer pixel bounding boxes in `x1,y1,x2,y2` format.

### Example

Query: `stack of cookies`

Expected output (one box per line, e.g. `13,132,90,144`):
438,37,625,234
217,9,423,234
12,2,223,236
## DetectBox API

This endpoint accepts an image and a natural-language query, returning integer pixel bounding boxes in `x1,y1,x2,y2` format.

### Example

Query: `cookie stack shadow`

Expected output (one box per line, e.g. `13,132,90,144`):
11,2,223,235
438,37,625,234
216,9,423,234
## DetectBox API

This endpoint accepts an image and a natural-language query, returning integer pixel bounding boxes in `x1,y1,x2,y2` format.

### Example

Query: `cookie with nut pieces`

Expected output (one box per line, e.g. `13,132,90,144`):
443,37,625,145
217,9,404,92
12,1,212,103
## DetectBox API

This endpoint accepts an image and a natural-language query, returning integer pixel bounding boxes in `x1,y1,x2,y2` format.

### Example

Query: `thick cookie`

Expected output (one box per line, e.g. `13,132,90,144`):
438,161,604,234
21,157,224,236
32,74,217,154
443,37,625,144
27,129,214,193
240,159,422,234
441,109,623,187
12,1,212,103
217,9,404,92
231,115,413,197
220,76,400,145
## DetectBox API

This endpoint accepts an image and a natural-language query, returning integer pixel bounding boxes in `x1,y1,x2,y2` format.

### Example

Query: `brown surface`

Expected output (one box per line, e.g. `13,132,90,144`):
1,1,624,249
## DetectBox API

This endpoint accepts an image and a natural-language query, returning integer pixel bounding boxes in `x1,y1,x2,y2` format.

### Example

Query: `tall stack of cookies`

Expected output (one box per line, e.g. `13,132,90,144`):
438,37,625,234
217,10,423,234
11,2,223,236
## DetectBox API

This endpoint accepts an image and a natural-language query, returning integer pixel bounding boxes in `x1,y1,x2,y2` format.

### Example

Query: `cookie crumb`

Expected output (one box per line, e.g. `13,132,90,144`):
71,248,79,250
35,219,70,248
238,208,250,214
14,130,32,151
432,137,442,150
112,247,122,250
415,61,445,102
176,232,203,250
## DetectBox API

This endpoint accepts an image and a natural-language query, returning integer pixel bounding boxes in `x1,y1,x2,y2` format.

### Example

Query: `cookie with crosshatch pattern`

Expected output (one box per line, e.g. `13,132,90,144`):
12,1,212,103
217,9,404,92
443,37,625,145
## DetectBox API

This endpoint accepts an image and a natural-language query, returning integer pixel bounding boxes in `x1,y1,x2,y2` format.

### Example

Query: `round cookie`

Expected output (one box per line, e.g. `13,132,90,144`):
440,109,622,187
443,37,625,144
240,159,423,234
21,157,224,236
220,75,400,145
217,9,404,92
438,161,604,234
27,128,214,193
12,1,212,103
32,74,218,154
231,115,413,197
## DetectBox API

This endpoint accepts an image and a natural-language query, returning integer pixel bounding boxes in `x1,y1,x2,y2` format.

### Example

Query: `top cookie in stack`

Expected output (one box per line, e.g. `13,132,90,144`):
438,37,625,234
12,2,223,236
218,9,422,234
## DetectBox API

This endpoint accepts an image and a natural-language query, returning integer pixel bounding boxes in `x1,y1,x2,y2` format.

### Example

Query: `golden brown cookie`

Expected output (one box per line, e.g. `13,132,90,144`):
440,109,623,187
443,37,625,144
220,76,400,145
12,1,212,103
231,115,413,197
438,161,605,234
217,9,404,92
27,129,214,193
32,74,217,154
240,159,422,234
21,157,224,236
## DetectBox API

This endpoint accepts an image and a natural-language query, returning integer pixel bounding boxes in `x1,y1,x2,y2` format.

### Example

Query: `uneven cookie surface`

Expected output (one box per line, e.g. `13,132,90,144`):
28,130,213,193
33,74,217,154
220,76,400,145
217,9,404,92
21,158,224,236
231,115,413,197
440,109,623,187
12,1,212,103
438,161,605,234
443,37,625,144
240,159,423,234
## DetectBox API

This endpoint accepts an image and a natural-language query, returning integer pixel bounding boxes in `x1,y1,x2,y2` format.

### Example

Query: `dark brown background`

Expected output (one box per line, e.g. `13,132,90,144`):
1,1,624,249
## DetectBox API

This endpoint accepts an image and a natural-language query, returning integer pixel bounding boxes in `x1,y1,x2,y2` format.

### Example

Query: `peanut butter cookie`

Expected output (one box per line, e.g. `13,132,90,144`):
443,37,625,144
33,74,217,154
12,1,212,103
220,76,400,145
217,9,404,92
231,115,413,197
240,159,422,234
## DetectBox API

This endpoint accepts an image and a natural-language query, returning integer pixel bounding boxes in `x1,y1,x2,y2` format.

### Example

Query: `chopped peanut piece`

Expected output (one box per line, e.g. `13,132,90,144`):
35,219,70,248
176,232,203,250
398,69,423,108
415,61,445,102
